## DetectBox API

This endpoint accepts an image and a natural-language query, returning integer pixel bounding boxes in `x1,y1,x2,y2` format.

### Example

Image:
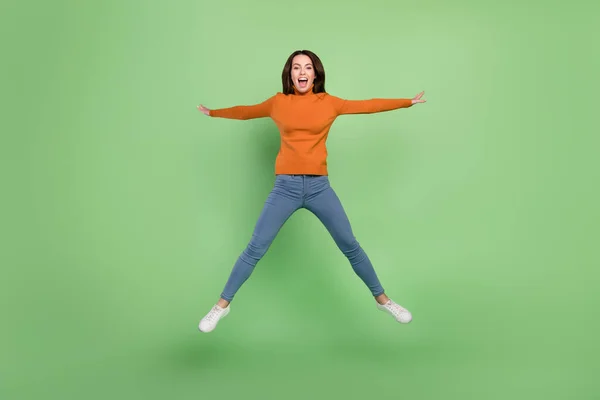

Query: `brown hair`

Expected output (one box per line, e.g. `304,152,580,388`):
281,50,326,95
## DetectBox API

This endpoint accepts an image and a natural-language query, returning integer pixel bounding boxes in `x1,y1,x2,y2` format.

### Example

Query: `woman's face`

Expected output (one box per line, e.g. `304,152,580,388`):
291,54,315,93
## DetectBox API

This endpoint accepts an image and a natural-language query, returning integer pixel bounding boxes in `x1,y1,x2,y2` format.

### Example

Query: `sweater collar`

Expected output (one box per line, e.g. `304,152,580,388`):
292,83,315,96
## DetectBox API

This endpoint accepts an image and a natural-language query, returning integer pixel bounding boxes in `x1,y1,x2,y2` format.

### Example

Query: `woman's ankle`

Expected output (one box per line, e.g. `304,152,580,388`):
375,293,390,305
217,298,230,308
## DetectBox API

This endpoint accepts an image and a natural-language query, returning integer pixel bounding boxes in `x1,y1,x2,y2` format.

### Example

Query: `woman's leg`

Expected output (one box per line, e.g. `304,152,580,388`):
304,177,386,300
219,178,303,304
304,176,412,323
199,176,302,333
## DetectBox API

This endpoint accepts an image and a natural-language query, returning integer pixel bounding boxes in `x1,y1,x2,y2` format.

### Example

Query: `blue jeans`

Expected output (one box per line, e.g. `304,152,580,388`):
220,174,385,302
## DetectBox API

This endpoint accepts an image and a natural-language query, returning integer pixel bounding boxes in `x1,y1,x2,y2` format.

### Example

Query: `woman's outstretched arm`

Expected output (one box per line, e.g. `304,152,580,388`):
331,91,426,115
197,95,276,120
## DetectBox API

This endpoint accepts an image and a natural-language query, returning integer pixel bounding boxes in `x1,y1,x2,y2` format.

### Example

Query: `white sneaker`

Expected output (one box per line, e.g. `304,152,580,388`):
377,299,412,323
198,304,230,333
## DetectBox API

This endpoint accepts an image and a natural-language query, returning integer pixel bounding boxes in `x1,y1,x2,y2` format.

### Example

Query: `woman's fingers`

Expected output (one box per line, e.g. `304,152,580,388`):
197,105,210,115
412,92,426,104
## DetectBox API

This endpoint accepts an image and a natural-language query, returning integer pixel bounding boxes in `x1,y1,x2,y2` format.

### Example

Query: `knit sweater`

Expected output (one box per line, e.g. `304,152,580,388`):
209,87,413,175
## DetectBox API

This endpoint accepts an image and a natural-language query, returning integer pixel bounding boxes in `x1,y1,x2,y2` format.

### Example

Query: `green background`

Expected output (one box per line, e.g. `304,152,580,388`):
2,0,598,399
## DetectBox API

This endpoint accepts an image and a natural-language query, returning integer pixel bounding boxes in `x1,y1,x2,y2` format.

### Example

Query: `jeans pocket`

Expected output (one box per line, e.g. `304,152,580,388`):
275,174,292,183
310,175,330,192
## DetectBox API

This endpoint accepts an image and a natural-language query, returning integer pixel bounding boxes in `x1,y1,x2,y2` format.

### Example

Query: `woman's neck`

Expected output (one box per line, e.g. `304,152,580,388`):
292,83,315,96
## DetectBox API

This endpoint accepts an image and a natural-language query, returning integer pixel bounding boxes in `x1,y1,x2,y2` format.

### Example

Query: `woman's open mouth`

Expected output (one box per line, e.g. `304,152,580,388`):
297,78,308,88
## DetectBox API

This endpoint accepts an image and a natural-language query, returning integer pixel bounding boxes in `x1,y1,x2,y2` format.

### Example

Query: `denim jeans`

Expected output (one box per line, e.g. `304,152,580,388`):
220,174,385,301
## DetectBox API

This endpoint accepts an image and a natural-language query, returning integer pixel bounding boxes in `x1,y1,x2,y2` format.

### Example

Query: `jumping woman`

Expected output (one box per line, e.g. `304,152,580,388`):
196,49,426,333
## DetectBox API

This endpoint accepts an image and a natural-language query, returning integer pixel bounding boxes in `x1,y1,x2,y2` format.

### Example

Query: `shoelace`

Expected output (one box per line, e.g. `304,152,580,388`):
385,302,407,318
204,307,222,322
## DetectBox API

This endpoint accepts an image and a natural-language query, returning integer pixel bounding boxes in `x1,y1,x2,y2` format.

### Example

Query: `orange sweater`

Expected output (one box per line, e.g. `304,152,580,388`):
209,88,413,175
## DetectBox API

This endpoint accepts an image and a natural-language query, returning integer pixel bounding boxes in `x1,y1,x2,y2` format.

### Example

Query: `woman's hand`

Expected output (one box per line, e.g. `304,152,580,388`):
197,104,210,116
411,91,426,104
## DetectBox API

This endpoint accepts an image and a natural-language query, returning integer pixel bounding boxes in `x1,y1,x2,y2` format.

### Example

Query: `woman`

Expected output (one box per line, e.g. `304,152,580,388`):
196,50,426,333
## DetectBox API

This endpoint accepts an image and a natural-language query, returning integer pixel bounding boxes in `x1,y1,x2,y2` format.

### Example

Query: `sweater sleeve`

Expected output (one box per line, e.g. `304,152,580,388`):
209,95,276,120
329,95,413,115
